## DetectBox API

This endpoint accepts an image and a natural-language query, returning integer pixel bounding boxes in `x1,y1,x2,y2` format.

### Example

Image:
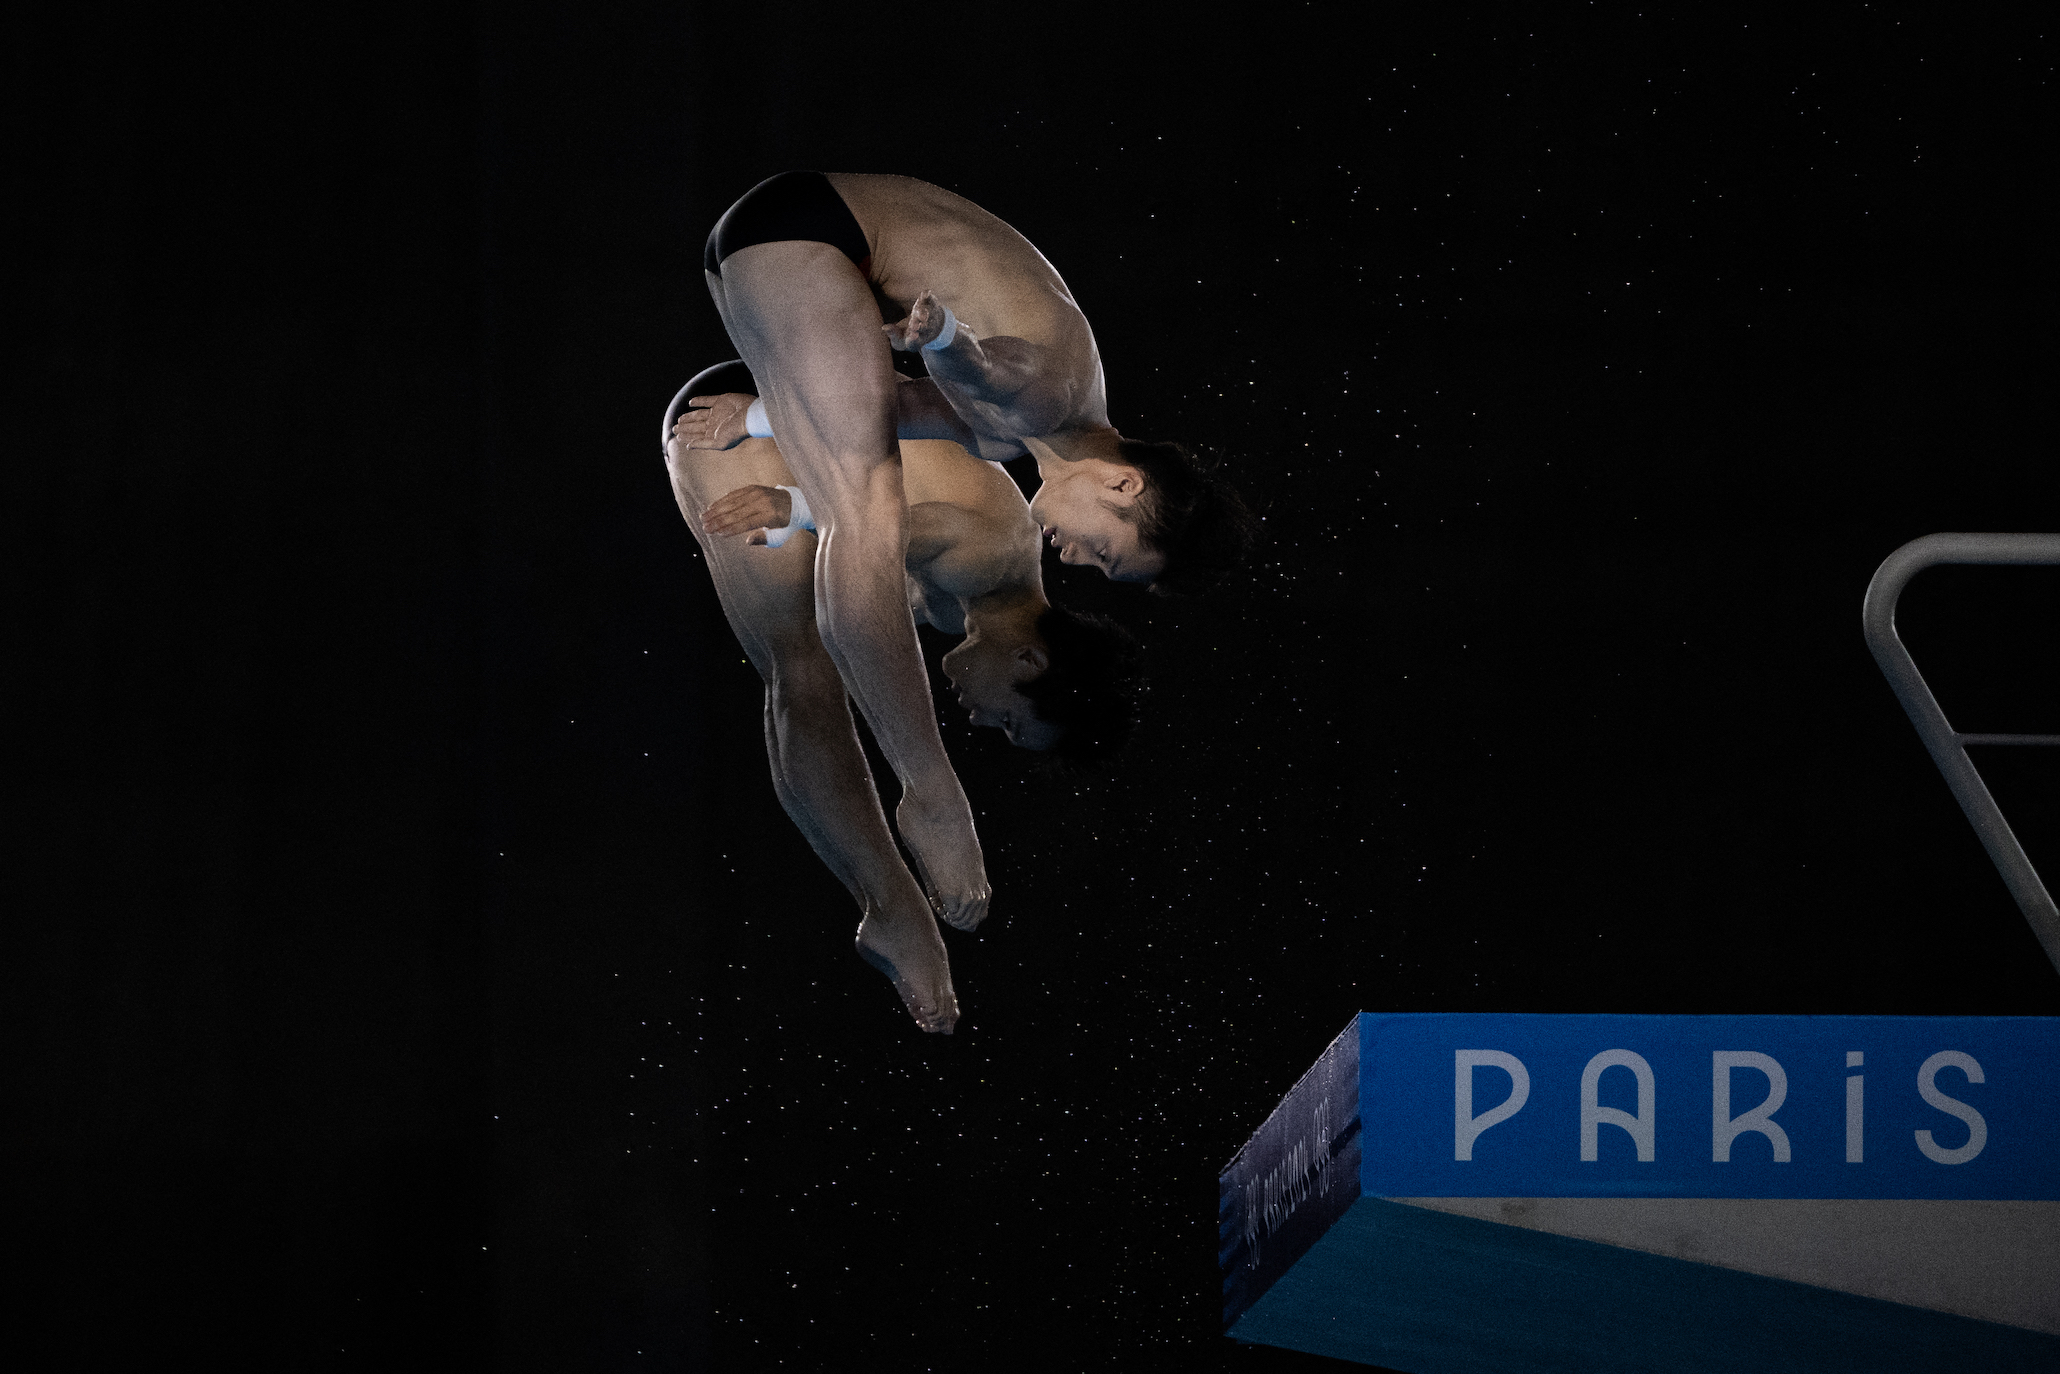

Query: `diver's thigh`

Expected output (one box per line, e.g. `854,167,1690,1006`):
697,526,822,683
664,435,793,516
714,241,897,500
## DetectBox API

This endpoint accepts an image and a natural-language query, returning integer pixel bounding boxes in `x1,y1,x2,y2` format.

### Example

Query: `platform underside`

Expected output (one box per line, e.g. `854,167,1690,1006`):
1226,1196,2060,1373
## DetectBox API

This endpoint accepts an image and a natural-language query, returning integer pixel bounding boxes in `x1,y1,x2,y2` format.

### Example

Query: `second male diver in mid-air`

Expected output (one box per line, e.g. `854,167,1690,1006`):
681,171,1257,953
663,360,1140,1032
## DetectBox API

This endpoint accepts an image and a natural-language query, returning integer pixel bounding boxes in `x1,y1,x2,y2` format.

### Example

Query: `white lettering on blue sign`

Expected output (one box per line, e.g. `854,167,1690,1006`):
1442,1045,1994,1166
1914,1052,1987,1165
1454,1051,1531,1161
1713,1052,1792,1163
1580,1050,1655,1162
1846,1051,1864,1164
1364,1015,2046,1199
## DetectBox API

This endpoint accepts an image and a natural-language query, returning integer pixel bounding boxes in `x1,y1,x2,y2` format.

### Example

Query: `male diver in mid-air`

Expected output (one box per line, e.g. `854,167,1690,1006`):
681,172,1257,965
663,360,1140,1033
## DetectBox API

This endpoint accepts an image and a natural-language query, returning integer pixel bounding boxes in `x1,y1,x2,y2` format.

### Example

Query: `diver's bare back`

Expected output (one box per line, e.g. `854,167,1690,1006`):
828,174,1110,454
899,440,1042,634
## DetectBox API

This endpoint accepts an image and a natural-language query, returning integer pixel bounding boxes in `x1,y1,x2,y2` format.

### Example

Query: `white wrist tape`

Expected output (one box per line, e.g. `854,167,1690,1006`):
921,306,959,353
744,396,774,438
760,485,817,548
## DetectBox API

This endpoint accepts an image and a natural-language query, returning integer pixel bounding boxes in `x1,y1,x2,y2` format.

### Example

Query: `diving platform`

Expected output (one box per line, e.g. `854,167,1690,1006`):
1219,1012,2060,1371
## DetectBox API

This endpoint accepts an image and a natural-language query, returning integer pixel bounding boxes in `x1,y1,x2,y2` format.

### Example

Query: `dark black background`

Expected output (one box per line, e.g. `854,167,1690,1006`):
17,4,2055,1370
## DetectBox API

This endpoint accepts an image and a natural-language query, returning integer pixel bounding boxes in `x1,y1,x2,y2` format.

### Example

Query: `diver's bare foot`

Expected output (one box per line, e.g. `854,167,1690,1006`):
855,905,960,1034
895,784,991,931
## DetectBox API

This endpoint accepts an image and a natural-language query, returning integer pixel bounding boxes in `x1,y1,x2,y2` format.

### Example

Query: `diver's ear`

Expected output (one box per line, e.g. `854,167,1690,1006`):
1101,464,1146,498
1015,643,1050,674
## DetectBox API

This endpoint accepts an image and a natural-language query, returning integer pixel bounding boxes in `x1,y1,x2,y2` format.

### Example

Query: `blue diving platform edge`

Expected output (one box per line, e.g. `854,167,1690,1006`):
1218,1012,2060,1372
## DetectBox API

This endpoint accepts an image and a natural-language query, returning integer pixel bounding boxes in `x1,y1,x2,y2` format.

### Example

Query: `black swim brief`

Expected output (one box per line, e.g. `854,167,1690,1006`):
703,171,872,276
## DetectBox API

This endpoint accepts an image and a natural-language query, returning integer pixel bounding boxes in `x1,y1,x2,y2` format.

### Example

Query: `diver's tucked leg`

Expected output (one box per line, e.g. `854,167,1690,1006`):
715,238,990,932
855,896,959,1035
664,434,959,1032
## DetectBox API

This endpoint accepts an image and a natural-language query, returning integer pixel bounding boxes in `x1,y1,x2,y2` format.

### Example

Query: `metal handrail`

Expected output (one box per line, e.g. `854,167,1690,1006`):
1862,533,2060,976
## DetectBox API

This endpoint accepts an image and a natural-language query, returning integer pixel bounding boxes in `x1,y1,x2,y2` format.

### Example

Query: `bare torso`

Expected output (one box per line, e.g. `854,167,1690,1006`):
897,438,1040,635
668,429,1039,637
828,174,1111,460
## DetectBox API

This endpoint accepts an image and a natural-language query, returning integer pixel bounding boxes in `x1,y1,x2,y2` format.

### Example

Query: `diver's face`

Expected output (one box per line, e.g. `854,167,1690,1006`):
940,634,1062,752
1028,466,1166,584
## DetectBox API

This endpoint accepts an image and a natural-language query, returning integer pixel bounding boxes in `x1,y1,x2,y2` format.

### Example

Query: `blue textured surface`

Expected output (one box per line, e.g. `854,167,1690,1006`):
1357,1014,2060,1199
1227,1196,2060,1373
1221,1017,1364,1328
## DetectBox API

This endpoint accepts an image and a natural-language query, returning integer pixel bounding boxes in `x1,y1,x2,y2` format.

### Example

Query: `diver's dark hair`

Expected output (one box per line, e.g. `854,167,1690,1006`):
1111,439,1261,597
1017,605,1145,768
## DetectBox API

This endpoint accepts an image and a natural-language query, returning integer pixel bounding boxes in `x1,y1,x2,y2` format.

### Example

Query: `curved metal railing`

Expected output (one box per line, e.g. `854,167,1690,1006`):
1862,533,2060,976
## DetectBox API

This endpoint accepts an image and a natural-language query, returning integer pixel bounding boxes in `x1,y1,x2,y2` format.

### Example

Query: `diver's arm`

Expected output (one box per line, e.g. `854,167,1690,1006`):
891,376,981,446
885,293,1071,438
